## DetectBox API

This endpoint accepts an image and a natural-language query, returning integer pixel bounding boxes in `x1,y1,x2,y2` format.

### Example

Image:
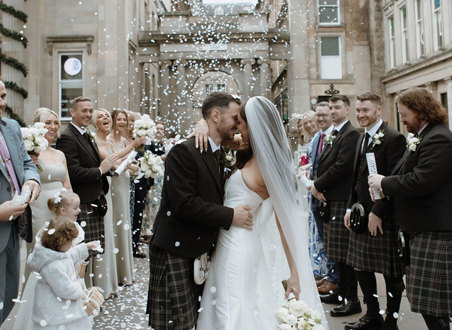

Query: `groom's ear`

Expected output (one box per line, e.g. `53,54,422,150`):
211,108,221,124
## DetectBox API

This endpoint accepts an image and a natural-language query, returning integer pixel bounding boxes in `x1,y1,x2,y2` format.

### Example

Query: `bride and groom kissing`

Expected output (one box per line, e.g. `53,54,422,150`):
147,92,326,330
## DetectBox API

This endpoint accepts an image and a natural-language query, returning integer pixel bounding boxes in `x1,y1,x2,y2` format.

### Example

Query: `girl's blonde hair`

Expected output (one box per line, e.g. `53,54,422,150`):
92,108,112,131
47,190,79,216
41,217,78,252
33,107,61,139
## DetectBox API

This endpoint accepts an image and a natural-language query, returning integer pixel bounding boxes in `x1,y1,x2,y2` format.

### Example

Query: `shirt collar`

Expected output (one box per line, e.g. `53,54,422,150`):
208,137,221,153
333,120,348,133
417,123,428,136
322,125,334,135
71,122,86,135
364,119,383,137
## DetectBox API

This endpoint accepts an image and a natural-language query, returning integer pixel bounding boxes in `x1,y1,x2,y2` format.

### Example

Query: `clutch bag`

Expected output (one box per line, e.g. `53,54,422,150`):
350,202,368,234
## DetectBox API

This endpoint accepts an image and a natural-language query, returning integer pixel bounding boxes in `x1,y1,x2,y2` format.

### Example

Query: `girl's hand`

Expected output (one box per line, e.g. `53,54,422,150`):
86,241,101,251
30,153,39,166
285,273,300,299
133,136,146,149
190,119,209,152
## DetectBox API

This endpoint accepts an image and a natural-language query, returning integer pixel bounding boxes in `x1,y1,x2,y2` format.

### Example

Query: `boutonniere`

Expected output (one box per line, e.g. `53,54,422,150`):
220,146,236,178
324,133,336,146
370,130,385,150
406,136,421,152
87,128,96,141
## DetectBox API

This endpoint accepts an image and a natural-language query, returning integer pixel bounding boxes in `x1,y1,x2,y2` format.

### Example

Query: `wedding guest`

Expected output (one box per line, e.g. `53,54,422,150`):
344,92,406,330
0,80,40,325
369,88,452,330
311,95,361,316
108,109,136,285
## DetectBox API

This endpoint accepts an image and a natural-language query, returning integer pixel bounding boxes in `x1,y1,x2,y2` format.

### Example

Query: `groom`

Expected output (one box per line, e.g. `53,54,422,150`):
147,92,253,330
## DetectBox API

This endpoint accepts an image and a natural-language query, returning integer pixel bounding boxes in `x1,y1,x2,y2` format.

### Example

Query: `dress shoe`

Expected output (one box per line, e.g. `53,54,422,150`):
380,316,399,330
344,314,383,329
320,291,341,304
316,277,327,287
318,281,338,294
330,300,362,317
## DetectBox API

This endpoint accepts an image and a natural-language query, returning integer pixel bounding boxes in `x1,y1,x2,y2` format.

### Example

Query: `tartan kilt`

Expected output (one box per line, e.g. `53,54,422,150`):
346,218,404,278
79,203,105,257
323,200,349,263
406,231,452,318
147,244,201,330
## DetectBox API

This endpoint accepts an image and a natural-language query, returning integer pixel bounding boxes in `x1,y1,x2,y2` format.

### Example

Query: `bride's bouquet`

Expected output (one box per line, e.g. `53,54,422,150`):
133,114,156,152
275,293,324,330
137,150,164,179
21,122,49,172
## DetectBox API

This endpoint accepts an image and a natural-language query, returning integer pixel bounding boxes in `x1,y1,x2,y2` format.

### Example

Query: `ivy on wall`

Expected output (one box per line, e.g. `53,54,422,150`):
0,23,28,48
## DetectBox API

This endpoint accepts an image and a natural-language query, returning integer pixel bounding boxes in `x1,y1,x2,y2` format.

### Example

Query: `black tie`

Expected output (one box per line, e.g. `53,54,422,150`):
332,129,339,136
362,132,370,154
213,150,221,173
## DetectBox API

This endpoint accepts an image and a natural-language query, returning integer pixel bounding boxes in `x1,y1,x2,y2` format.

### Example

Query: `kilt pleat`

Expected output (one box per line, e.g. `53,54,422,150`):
346,219,404,277
79,203,105,257
323,200,349,263
147,244,200,330
406,232,452,318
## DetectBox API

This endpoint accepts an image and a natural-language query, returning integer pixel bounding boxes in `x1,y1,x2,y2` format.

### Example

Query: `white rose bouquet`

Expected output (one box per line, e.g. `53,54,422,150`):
133,114,156,152
275,294,324,330
138,150,164,179
21,122,49,172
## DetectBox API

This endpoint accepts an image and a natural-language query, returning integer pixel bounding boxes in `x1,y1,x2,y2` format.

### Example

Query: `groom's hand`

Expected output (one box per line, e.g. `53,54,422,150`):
232,205,253,231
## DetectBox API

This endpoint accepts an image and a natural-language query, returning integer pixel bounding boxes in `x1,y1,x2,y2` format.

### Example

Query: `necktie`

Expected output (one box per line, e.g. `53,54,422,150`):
0,136,21,194
332,129,339,136
213,150,221,174
318,133,325,154
362,132,370,154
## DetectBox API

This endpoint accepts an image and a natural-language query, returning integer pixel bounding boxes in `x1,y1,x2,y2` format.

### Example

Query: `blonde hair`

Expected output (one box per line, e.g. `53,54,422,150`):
92,108,112,131
298,110,319,145
47,190,79,216
41,217,78,252
33,108,61,139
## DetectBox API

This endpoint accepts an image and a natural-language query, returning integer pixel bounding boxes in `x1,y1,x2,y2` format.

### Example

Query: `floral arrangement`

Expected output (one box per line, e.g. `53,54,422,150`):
323,133,336,146
221,146,236,168
21,122,48,155
370,130,385,150
406,135,421,152
137,150,164,179
133,114,156,151
275,296,324,330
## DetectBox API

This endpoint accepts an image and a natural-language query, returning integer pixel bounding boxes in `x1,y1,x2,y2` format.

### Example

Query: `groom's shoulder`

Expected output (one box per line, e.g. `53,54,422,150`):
167,137,197,157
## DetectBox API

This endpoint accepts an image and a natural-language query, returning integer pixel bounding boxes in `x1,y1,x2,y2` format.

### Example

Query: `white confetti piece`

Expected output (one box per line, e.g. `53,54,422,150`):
210,286,216,293
80,221,87,227
175,241,180,247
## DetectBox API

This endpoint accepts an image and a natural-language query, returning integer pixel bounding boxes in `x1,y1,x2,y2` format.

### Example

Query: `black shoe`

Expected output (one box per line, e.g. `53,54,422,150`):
380,316,398,330
331,300,362,317
344,314,383,329
133,252,147,258
320,291,341,304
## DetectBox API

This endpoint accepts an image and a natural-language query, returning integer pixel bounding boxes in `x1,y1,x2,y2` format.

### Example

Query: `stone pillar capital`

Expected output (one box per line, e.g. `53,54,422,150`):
241,59,255,66
257,58,269,66
444,76,452,83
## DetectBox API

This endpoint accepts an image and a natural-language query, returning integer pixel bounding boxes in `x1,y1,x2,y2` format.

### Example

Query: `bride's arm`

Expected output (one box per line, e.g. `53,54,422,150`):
276,216,301,299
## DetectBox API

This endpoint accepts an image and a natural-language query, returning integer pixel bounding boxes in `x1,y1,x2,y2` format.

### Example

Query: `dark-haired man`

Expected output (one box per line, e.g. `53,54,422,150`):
147,92,252,330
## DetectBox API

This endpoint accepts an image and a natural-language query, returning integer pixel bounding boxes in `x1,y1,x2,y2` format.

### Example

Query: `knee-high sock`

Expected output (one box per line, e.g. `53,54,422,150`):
338,262,358,302
356,270,379,316
384,275,404,325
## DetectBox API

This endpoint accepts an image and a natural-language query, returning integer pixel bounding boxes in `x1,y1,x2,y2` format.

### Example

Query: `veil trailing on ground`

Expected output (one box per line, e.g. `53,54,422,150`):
245,96,328,327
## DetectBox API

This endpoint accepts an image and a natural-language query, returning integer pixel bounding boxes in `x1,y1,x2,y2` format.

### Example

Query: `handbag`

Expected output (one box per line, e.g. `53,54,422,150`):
193,252,211,285
16,205,32,243
350,202,368,234
83,287,104,316
93,193,108,217
318,201,330,223
397,229,410,266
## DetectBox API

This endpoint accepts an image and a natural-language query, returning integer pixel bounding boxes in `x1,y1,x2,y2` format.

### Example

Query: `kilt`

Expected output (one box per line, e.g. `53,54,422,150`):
147,244,201,330
406,231,452,317
346,218,403,278
323,200,349,263
79,203,105,257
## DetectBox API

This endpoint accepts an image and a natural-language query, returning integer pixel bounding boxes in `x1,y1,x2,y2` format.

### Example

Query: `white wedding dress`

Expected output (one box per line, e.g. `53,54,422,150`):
197,169,290,329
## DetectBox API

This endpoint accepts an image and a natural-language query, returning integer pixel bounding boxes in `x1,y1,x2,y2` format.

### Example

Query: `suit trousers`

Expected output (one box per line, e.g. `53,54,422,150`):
0,226,19,325
132,178,151,253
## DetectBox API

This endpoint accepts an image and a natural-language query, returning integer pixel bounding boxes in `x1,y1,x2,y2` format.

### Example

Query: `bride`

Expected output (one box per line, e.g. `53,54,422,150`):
196,96,327,329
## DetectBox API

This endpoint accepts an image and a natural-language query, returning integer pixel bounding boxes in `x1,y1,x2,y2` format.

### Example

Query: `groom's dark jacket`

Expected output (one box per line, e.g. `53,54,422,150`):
151,137,234,258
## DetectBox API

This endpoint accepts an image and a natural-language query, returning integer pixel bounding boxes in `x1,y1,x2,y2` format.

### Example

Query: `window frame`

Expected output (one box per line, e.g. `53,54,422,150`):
318,0,341,26
432,0,443,51
400,6,409,64
319,35,342,80
388,15,396,69
58,52,83,120
415,0,425,58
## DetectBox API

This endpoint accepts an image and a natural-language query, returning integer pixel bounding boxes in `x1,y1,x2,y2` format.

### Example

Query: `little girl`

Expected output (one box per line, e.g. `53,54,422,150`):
27,217,96,329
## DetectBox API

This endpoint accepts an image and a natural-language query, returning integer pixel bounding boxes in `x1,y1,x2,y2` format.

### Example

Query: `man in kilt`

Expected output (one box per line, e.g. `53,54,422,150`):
311,95,360,316
344,92,406,330
57,96,117,279
369,88,452,330
146,92,253,330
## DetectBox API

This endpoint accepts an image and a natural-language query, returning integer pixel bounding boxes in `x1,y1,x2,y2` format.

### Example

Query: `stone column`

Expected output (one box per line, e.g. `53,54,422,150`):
445,77,452,131
159,60,172,120
175,60,190,135
258,59,270,98
241,59,255,99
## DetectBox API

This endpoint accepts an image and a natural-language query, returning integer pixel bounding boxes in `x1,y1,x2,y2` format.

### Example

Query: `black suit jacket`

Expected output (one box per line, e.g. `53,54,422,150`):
56,124,108,204
347,122,405,219
314,120,360,201
382,123,452,231
151,137,234,258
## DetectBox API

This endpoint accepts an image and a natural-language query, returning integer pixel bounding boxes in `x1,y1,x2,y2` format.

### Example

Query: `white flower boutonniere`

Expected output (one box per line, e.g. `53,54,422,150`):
370,130,385,150
323,133,336,146
220,146,236,177
406,136,421,152
87,128,96,141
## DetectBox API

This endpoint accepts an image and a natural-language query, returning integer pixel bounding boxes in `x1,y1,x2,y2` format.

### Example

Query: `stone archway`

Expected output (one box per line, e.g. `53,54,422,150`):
191,71,240,122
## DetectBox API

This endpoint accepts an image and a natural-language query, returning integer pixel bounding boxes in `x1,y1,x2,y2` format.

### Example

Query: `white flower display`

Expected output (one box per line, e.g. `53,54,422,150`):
406,136,421,152
138,150,164,179
133,114,156,143
275,298,324,330
21,122,49,154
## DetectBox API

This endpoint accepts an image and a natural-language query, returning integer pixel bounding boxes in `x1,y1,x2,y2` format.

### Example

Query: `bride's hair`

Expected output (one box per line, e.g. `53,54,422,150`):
233,102,253,170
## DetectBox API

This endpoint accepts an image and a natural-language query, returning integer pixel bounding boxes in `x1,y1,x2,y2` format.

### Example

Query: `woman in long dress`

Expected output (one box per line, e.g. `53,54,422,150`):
197,97,327,329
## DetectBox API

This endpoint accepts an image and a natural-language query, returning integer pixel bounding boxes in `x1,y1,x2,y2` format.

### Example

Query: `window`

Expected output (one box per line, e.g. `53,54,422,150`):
320,36,342,79
400,6,408,64
318,0,340,24
217,83,226,92
59,53,83,119
388,16,396,68
432,0,443,50
214,6,224,16
415,0,424,57
205,84,214,95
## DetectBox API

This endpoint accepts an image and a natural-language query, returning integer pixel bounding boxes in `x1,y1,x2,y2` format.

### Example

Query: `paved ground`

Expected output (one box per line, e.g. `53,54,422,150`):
2,243,426,330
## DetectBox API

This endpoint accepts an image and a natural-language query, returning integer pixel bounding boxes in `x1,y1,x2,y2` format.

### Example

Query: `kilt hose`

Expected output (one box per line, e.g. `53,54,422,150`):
79,203,105,257
323,200,349,263
406,231,452,318
347,219,404,278
147,244,202,330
